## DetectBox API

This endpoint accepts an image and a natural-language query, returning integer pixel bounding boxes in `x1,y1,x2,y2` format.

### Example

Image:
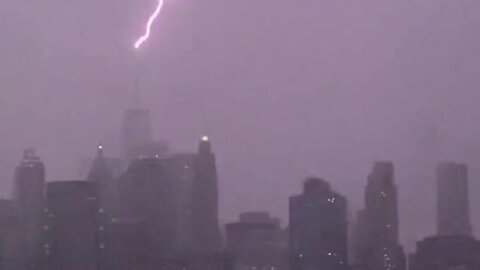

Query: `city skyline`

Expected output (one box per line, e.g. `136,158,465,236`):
2,0,480,253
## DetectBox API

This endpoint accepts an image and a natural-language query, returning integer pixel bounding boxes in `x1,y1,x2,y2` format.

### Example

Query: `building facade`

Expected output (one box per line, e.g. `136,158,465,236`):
354,162,405,270
191,137,222,253
43,181,100,270
289,177,348,270
226,212,286,270
436,162,472,236
13,149,46,270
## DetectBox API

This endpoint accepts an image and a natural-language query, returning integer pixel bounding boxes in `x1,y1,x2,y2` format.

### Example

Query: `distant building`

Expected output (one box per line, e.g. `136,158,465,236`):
118,157,177,268
0,200,22,270
87,146,118,218
13,149,45,269
191,136,222,253
103,219,152,270
354,162,405,270
166,153,197,252
436,162,472,236
409,235,480,270
289,177,348,270
225,212,287,270
43,181,101,270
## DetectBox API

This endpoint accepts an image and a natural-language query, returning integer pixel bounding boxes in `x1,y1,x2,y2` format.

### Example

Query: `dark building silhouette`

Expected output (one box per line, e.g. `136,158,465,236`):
409,235,480,270
166,153,197,252
226,212,287,270
13,149,45,269
43,181,100,270
436,162,472,236
121,108,154,161
103,219,152,270
87,146,118,218
409,162,480,270
0,200,22,270
289,177,348,270
118,157,177,269
191,136,222,253
354,162,405,270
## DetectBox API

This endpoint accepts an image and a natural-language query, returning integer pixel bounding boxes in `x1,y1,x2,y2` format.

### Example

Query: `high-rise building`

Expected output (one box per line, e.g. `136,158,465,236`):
166,153,197,252
191,136,222,252
118,157,177,268
409,234,480,270
289,177,348,270
226,212,287,270
436,162,472,236
43,181,101,270
120,108,154,161
409,163,479,270
355,162,405,270
13,148,45,269
0,199,23,270
87,146,118,218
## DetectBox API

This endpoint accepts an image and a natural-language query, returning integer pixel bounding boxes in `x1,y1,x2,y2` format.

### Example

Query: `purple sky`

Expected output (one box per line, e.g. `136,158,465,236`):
2,0,480,250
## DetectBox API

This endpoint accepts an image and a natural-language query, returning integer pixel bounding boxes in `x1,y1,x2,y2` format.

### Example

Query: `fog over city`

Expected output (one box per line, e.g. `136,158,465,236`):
2,0,480,251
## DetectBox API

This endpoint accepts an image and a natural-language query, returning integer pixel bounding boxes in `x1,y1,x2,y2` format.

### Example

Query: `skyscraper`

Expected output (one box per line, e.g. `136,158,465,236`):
120,108,154,161
436,162,472,236
191,136,222,253
43,181,100,270
118,156,177,269
13,148,45,269
87,146,117,217
166,153,197,252
356,162,405,270
289,177,348,270
409,163,479,270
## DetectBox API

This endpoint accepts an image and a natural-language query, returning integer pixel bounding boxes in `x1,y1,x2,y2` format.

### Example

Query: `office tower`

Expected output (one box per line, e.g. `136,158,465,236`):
226,212,287,270
13,148,45,269
289,177,348,270
436,162,472,236
87,146,118,217
409,235,480,270
118,157,176,268
356,162,405,270
166,153,197,252
0,199,22,270
43,181,101,270
120,108,154,161
191,136,222,252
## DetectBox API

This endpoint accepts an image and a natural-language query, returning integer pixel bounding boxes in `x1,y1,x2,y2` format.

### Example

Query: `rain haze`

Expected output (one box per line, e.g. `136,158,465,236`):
2,0,480,251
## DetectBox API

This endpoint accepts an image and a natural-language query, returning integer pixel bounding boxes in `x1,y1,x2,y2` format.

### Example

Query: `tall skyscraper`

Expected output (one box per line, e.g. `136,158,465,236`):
166,153,197,252
120,108,154,161
409,163,479,270
43,181,100,270
13,148,45,269
289,177,348,270
87,146,117,217
191,136,222,253
356,162,405,270
118,157,177,268
436,162,472,236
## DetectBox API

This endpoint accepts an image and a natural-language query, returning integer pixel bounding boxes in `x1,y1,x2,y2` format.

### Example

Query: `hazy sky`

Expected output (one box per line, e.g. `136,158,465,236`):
2,0,480,250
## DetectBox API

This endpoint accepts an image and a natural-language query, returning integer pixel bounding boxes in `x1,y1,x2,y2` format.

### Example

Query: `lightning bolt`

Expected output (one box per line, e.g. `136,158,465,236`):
134,0,164,49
